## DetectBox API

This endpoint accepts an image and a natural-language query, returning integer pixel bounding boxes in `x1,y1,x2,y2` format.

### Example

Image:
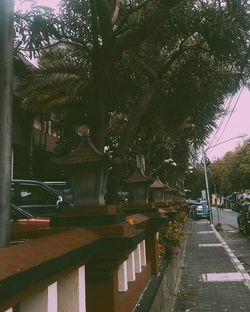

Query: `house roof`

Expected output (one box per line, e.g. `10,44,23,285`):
53,135,106,165
150,176,165,188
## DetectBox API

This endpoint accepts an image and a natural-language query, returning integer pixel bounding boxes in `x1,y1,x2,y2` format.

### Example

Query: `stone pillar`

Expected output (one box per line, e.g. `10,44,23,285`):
140,240,147,266
53,133,109,208
118,261,128,292
134,244,142,273
145,231,158,275
125,168,151,205
127,252,136,282
86,266,119,312
19,282,57,312
57,266,86,312
149,176,165,204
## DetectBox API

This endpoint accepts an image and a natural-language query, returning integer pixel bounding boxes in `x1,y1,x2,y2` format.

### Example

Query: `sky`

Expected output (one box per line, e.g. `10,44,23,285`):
207,87,250,160
15,0,59,11
15,0,250,161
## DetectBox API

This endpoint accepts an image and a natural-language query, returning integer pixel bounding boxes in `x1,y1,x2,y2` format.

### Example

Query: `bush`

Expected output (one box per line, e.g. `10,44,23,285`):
156,211,187,259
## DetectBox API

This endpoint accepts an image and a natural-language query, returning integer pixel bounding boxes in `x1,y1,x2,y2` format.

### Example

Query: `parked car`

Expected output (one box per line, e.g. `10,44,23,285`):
10,203,50,240
44,181,74,205
237,202,250,235
11,179,68,217
188,199,209,220
117,191,129,204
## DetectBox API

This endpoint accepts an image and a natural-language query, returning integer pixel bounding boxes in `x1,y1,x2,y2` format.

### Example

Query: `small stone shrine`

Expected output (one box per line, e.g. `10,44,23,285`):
125,168,152,204
149,176,165,204
53,130,109,208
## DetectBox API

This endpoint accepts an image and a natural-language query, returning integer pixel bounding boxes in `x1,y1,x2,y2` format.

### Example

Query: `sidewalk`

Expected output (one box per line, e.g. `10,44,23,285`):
172,220,250,312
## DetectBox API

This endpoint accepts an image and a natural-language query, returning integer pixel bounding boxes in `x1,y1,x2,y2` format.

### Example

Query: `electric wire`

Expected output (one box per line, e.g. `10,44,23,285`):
206,42,250,153
206,95,234,150
207,85,245,156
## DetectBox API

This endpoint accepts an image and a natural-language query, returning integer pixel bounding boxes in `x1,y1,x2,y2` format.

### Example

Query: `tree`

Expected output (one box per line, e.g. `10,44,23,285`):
184,164,206,198
210,140,250,194
15,0,250,201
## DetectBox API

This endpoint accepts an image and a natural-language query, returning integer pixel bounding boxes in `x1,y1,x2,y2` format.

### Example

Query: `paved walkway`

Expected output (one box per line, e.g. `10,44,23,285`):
172,220,250,312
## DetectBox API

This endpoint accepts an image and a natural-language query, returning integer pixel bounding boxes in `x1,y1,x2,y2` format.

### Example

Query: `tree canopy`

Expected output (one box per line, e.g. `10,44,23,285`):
14,0,250,199
210,139,250,194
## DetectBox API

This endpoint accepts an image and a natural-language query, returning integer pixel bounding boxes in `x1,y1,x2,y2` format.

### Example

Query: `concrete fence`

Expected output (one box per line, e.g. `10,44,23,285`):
0,212,171,312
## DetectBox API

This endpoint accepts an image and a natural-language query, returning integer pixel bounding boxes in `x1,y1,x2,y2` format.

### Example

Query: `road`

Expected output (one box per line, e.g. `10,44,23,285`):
211,207,250,275
211,206,238,229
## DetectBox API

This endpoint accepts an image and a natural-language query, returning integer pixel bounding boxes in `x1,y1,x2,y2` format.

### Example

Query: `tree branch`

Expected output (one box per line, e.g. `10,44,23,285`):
19,39,89,54
90,0,100,50
128,54,157,79
96,0,113,46
117,41,205,158
112,0,121,25
115,0,185,54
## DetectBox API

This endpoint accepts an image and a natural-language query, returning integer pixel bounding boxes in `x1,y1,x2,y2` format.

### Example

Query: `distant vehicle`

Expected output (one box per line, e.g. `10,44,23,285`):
231,202,243,212
117,191,129,204
44,181,74,205
187,199,209,220
224,192,244,211
10,204,50,240
11,179,68,217
237,202,250,235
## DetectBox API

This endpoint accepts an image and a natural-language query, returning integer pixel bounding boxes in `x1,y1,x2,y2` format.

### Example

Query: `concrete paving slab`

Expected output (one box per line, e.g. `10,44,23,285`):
172,221,250,312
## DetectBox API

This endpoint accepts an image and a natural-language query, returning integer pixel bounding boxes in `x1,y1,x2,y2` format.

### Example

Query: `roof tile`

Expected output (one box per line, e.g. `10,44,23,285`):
126,168,151,183
53,136,105,165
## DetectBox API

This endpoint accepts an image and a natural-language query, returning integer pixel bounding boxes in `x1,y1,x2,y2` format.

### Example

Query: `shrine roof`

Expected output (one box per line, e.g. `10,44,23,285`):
53,136,106,165
125,168,150,183
149,176,165,188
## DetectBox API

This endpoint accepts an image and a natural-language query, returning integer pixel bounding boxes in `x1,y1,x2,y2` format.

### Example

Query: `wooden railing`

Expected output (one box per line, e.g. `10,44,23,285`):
0,212,167,312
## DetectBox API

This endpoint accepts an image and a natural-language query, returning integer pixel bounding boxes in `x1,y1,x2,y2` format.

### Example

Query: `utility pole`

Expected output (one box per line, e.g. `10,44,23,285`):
202,134,247,226
0,0,14,247
202,146,213,224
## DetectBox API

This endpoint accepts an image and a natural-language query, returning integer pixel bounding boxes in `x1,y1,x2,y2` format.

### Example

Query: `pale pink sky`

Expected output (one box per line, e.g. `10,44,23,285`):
207,87,250,160
15,0,59,11
15,1,250,160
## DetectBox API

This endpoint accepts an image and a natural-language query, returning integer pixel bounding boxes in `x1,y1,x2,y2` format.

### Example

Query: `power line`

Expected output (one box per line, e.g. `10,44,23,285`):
210,163,250,166
207,86,245,155
207,42,250,152
207,95,234,150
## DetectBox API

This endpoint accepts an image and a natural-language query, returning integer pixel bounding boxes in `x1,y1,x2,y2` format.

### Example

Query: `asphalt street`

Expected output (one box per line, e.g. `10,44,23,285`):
216,208,250,276
211,206,238,229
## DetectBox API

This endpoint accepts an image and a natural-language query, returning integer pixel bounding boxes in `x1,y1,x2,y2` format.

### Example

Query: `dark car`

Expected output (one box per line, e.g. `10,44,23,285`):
44,181,74,205
10,204,50,240
11,179,66,217
187,199,209,220
237,202,250,235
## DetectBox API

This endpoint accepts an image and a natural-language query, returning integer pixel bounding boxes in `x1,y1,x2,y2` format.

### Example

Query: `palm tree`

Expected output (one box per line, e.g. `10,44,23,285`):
17,0,250,202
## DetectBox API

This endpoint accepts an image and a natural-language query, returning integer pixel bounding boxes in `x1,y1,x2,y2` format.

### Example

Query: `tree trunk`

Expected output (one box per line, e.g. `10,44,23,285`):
0,0,14,247
88,85,106,151
106,80,159,204
89,0,111,152
106,46,186,203
43,120,49,151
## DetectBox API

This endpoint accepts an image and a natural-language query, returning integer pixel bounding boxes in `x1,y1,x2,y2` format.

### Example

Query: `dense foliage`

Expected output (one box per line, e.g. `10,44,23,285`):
14,0,250,200
209,139,250,194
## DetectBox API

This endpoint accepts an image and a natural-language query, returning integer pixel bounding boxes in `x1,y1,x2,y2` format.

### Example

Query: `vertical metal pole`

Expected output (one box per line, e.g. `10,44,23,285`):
29,120,34,177
11,148,14,179
0,0,14,247
214,184,220,224
215,199,220,224
202,146,213,224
